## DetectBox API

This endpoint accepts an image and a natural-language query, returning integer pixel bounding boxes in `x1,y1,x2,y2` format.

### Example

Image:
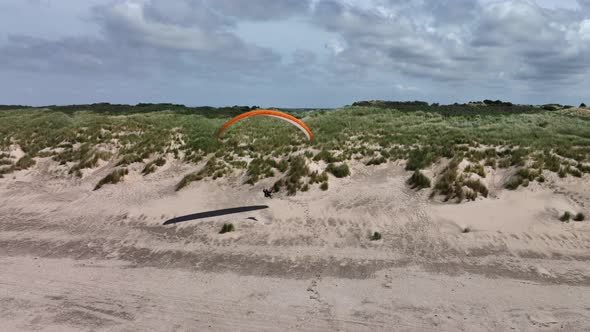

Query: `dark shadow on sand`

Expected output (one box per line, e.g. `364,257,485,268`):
163,205,269,225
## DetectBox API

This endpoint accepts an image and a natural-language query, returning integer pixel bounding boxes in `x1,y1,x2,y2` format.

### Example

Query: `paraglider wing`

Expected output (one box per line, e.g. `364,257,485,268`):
216,109,312,141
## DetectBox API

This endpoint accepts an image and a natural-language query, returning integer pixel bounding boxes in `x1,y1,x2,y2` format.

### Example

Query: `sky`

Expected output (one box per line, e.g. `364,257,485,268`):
1,0,589,108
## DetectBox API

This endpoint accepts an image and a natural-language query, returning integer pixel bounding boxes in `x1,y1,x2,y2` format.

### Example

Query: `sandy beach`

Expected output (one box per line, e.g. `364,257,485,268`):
1,156,590,331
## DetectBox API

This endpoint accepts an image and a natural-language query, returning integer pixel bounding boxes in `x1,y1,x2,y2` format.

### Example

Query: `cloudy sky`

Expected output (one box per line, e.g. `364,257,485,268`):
1,0,589,107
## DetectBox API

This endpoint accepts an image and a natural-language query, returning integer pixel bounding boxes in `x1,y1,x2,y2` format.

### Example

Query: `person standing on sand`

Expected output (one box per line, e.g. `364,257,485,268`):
263,188,273,198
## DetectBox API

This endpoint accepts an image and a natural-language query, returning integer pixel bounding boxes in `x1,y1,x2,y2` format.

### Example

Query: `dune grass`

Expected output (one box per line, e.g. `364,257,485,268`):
219,223,235,234
407,170,431,190
94,168,128,190
2,101,590,196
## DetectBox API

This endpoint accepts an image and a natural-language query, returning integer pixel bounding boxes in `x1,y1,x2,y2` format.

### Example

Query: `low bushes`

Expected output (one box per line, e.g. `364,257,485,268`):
405,148,437,171
407,170,431,189
326,163,350,178
464,163,485,177
464,179,489,198
366,156,386,166
504,168,541,190
15,155,36,170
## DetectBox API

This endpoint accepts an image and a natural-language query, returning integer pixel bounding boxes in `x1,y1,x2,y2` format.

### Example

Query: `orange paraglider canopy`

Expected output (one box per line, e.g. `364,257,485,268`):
216,109,312,141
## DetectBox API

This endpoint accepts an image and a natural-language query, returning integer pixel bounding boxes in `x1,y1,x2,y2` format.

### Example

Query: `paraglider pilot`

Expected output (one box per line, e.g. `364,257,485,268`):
263,188,273,198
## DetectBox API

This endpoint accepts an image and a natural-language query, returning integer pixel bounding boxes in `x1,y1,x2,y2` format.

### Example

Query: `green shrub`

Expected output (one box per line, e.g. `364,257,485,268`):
504,176,523,190
559,211,571,222
314,149,339,163
498,158,510,168
277,159,288,172
544,153,561,172
465,189,478,201
279,155,311,194
407,170,431,189
370,231,382,241
516,168,538,181
326,163,350,178
464,179,489,197
320,182,329,191
15,155,36,170
558,167,567,178
94,168,128,190
219,223,235,234
366,156,386,166
573,213,585,221
434,159,460,199
405,148,437,171
464,163,486,177
510,149,528,167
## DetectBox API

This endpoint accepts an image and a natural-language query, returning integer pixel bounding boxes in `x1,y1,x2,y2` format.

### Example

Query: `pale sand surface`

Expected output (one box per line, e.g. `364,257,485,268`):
1,157,590,331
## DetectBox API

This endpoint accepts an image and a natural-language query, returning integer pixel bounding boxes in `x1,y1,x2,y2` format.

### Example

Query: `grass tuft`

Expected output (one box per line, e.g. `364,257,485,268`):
407,170,431,189
94,168,128,190
219,223,235,234
370,231,382,241
326,163,350,178
559,211,571,222
15,155,36,170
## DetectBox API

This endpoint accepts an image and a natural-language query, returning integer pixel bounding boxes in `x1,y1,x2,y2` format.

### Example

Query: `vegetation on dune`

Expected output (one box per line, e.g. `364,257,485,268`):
15,155,36,170
504,168,542,190
430,157,490,202
142,157,166,175
325,163,350,178
219,223,235,234
1,100,589,196
405,148,437,171
94,168,128,190
407,170,431,190
574,212,585,222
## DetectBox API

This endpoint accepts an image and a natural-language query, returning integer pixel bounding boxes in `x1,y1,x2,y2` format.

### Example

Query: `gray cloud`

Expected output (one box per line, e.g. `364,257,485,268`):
210,0,311,21
1,0,282,80
310,0,590,86
1,0,589,107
